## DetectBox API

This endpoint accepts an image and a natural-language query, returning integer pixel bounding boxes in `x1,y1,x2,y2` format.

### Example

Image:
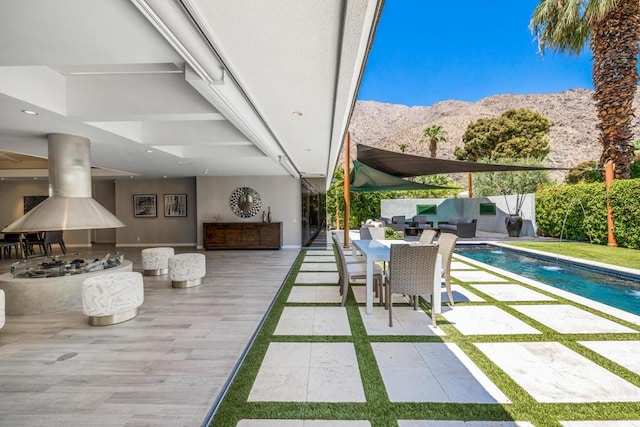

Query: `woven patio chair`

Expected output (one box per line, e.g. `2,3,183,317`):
418,229,437,245
333,237,383,306
386,244,439,327
331,232,365,265
437,233,458,306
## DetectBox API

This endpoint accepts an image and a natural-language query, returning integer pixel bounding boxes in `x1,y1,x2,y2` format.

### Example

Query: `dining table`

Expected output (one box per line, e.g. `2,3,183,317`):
351,239,442,315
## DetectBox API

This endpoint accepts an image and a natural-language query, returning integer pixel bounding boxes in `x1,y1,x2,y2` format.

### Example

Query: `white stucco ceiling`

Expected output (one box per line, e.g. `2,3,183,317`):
0,0,382,183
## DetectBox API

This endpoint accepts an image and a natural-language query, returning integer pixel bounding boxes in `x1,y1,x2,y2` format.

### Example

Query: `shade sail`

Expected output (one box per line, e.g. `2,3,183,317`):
356,144,561,177
350,160,459,192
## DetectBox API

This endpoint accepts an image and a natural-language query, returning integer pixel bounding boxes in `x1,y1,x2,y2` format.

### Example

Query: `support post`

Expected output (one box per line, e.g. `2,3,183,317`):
605,160,617,247
343,132,350,248
467,172,473,198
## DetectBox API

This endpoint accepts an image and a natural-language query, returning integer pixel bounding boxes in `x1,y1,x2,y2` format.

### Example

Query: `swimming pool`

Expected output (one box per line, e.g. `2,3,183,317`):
456,245,640,316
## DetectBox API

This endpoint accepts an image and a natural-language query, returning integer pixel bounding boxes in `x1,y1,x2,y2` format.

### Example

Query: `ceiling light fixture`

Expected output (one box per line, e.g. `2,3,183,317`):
22,109,39,115
145,149,153,153
292,111,303,117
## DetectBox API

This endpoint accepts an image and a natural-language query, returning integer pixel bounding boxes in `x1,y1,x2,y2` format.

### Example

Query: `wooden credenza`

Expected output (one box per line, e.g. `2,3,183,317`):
203,222,282,250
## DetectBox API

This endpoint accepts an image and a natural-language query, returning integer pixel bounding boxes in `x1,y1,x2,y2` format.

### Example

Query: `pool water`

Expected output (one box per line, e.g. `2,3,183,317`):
457,246,640,316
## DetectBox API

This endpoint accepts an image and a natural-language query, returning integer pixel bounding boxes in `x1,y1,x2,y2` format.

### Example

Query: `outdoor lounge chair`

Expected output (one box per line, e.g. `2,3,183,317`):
385,243,439,327
437,233,458,306
390,215,406,232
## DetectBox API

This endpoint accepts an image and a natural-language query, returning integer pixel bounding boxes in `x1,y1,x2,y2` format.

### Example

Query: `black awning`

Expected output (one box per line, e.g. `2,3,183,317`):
356,144,561,178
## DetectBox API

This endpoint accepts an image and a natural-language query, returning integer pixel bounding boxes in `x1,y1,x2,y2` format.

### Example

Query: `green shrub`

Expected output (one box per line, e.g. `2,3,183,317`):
564,160,603,184
535,182,607,244
536,178,640,248
630,157,640,179
384,227,403,240
609,179,640,249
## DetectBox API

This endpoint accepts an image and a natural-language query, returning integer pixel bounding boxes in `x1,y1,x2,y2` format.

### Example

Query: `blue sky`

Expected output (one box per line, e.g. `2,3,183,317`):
357,0,594,107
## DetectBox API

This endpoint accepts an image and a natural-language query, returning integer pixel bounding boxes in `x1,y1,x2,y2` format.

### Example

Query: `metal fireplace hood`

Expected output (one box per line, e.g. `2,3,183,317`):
2,133,125,232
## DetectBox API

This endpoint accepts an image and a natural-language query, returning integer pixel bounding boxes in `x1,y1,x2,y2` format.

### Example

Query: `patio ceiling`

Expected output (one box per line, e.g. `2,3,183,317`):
0,0,382,182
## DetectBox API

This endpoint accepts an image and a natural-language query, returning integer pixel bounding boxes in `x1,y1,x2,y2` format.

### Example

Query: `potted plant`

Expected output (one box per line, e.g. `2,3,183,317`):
473,158,553,237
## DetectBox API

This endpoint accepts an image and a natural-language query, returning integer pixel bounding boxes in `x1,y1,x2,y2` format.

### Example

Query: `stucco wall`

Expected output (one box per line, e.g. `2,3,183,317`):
196,176,302,248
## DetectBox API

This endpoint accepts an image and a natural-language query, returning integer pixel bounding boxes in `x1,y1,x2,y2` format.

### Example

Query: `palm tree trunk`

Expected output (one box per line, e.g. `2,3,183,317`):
429,139,437,158
591,0,640,179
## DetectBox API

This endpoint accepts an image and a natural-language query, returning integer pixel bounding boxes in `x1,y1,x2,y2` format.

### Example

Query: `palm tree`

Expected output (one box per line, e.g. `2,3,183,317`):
530,0,640,179
398,143,408,153
420,125,447,158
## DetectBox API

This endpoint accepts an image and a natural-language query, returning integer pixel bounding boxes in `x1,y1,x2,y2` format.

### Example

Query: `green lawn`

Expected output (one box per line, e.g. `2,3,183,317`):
505,241,640,270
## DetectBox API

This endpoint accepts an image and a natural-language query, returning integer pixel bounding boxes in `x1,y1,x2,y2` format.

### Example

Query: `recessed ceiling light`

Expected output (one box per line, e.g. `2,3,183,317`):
33,177,38,180
22,109,39,115
177,161,192,165
163,176,167,179
145,149,153,153
292,111,303,117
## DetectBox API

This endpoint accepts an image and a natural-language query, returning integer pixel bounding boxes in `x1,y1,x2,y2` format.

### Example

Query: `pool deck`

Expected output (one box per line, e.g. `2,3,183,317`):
0,242,639,426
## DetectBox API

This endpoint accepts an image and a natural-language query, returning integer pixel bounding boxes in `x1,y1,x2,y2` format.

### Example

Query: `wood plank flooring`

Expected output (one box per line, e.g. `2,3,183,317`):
0,245,300,426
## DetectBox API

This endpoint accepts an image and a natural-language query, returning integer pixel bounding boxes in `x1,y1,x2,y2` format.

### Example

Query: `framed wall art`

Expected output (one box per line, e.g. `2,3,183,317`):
133,194,157,218
164,194,187,217
24,195,48,214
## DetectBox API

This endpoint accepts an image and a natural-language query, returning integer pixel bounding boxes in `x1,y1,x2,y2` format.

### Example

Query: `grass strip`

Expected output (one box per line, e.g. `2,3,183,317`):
211,248,640,427
506,241,640,270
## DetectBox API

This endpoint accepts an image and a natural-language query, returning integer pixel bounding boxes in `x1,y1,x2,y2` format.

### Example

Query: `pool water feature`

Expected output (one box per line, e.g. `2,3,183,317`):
457,245,640,316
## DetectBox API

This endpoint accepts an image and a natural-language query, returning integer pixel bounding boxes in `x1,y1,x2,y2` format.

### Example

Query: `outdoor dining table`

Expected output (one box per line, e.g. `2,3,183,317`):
351,239,442,315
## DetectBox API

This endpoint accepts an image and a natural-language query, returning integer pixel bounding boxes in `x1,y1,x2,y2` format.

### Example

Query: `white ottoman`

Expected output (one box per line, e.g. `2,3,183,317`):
0,289,4,329
141,247,175,276
82,272,144,326
168,253,206,288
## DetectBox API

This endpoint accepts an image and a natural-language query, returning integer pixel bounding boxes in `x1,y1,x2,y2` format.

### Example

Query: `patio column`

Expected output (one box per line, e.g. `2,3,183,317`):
343,131,350,248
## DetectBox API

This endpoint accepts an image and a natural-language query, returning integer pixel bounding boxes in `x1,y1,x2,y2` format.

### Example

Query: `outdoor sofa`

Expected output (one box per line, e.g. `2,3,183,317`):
439,217,477,238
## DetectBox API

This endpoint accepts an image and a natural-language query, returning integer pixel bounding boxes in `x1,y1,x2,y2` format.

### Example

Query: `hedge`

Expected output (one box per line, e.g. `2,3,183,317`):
535,178,640,249
609,179,640,249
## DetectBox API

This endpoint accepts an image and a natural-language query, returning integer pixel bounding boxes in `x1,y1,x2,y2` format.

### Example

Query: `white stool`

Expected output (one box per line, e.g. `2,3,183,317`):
141,247,175,276
82,272,144,326
0,289,5,329
168,253,206,288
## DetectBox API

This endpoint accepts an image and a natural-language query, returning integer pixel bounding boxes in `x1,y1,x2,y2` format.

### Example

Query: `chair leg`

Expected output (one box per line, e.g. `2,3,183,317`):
388,292,393,327
414,294,419,310
430,294,437,327
340,277,349,307
445,276,454,307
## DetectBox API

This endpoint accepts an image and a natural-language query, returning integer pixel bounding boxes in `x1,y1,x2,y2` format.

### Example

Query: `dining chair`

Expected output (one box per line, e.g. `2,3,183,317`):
331,232,362,262
359,227,373,240
418,229,437,245
24,233,46,257
437,233,458,306
43,230,67,255
385,243,439,327
333,237,383,306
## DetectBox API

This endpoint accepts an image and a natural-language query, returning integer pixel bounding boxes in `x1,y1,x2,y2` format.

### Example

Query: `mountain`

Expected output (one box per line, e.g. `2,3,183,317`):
347,88,640,180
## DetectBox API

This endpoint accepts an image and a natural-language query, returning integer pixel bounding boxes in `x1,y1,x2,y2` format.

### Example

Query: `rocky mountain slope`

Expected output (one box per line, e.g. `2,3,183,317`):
347,88,640,179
